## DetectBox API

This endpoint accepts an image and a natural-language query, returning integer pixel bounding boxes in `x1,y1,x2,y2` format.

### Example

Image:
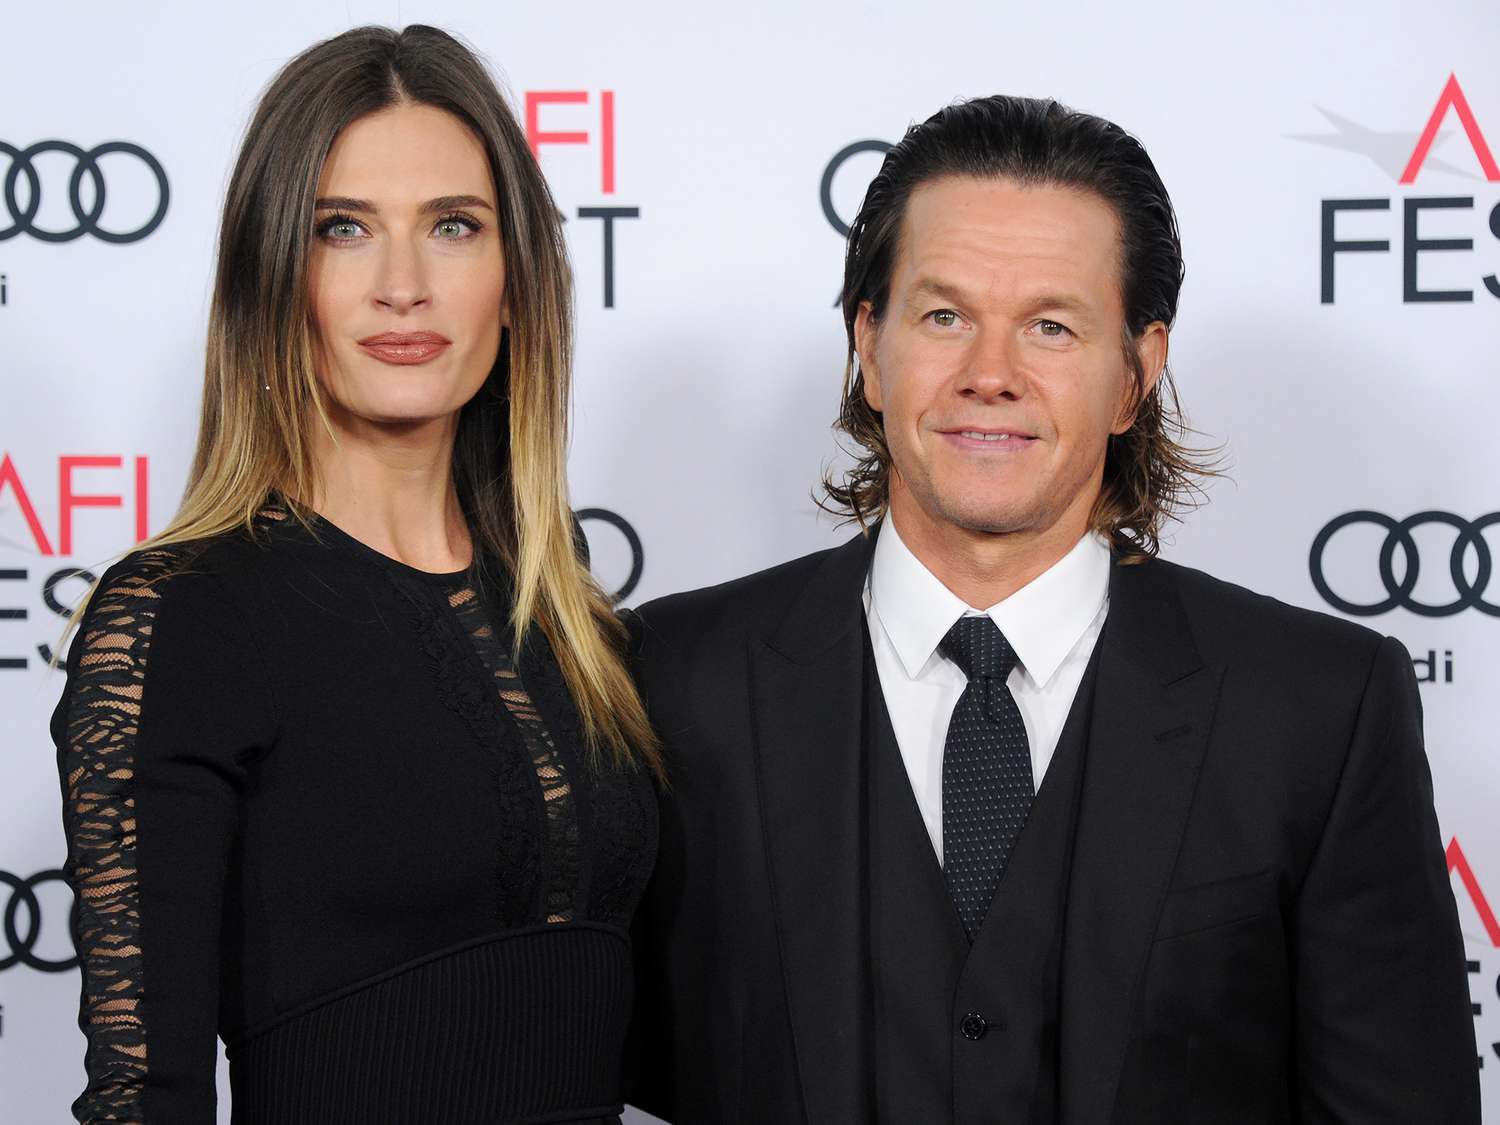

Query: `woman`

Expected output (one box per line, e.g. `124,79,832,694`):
53,25,659,1125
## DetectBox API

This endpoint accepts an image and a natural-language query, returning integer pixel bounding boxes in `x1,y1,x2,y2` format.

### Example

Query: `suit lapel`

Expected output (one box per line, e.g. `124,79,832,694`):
750,528,878,1125
1060,558,1225,1125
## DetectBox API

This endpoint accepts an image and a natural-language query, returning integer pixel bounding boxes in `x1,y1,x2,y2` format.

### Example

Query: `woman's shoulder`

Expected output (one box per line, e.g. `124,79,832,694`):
81,509,301,632
99,506,306,588
63,521,286,732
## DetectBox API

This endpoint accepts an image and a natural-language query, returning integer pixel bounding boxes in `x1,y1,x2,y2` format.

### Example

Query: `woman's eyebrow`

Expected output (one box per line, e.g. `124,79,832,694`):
313,195,374,212
311,194,495,213
421,194,494,213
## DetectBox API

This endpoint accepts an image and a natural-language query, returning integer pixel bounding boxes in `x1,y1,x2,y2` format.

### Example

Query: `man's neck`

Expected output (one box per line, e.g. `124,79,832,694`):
307,407,472,573
886,489,1094,610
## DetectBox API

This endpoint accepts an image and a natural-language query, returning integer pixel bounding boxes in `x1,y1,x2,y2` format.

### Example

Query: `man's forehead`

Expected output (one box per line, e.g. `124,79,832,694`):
902,176,1117,251
893,175,1123,297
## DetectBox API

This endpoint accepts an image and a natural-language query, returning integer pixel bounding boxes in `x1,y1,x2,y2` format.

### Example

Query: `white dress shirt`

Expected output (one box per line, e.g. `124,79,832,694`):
862,518,1111,866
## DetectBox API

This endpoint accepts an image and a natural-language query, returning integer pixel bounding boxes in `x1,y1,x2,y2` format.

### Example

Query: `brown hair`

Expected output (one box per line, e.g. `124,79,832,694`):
822,95,1221,560
69,25,659,775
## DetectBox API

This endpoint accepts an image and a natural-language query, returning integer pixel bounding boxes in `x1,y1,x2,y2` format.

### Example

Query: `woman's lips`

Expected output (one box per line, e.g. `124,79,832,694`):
357,331,452,366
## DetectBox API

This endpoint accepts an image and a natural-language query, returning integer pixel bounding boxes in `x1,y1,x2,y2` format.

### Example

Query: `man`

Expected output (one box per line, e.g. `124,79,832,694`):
626,96,1476,1123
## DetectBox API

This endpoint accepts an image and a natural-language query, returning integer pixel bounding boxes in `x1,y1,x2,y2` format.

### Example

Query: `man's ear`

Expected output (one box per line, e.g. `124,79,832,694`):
854,301,883,412
1113,321,1168,434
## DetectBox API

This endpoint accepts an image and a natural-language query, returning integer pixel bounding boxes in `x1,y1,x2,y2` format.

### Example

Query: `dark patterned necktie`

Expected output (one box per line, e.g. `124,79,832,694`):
940,614,1033,942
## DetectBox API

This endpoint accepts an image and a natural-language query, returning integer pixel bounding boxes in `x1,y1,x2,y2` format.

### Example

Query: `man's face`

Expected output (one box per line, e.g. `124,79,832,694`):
857,175,1165,543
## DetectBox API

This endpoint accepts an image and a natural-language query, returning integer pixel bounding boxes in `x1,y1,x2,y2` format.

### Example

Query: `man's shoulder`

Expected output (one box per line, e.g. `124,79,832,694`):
633,541,851,653
1148,556,1388,667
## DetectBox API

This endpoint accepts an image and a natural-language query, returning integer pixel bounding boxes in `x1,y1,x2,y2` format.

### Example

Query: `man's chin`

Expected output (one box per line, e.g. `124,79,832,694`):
925,496,1041,538
892,474,1050,537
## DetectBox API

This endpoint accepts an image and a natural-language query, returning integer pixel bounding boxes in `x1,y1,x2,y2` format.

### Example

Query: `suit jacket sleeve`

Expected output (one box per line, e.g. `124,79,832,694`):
621,605,677,1121
1293,634,1478,1122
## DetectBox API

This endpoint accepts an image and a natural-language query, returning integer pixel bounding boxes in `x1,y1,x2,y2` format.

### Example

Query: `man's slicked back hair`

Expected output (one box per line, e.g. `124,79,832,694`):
822,95,1219,561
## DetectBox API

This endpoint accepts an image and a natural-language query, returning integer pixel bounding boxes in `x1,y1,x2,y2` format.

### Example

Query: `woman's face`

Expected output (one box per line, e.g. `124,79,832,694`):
307,103,506,429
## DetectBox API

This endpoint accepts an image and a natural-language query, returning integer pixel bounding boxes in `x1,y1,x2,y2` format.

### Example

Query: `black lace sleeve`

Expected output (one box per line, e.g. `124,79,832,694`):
53,550,277,1123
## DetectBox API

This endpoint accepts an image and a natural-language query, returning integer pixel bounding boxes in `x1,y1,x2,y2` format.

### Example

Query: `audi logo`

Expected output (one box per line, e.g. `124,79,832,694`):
1310,511,1500,617
2,140,169,243
576,508,644,603
819,139,893,238
0,869,77,973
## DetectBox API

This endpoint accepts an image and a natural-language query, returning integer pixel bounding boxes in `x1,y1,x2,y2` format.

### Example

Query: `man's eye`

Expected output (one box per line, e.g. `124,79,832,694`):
1037,320,1070,337
929,309,961,328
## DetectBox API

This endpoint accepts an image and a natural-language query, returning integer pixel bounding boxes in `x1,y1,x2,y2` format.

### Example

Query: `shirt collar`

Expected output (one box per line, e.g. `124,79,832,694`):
868,516,1111,689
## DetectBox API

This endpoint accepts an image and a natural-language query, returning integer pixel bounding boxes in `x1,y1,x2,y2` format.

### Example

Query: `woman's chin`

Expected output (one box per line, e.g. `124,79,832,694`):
328,390,473,431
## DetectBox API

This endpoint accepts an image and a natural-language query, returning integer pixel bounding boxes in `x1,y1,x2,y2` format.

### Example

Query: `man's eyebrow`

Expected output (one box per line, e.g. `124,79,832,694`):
907,277,971,305
1021,293,1095,318
906,279,1096,319
312,194,495,213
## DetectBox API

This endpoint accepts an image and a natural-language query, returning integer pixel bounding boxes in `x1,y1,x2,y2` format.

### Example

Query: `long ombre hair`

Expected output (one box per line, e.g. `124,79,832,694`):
85,25,659,775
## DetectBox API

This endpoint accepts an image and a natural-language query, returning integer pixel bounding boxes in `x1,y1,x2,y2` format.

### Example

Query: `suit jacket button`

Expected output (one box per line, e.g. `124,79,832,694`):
960,1012,988,1040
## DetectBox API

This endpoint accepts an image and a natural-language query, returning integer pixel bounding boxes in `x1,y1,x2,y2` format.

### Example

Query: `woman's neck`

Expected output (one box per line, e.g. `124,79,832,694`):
306,408,473,574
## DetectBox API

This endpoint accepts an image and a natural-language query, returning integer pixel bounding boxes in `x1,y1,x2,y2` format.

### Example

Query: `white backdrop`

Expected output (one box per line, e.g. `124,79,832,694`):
3,0,1498,1119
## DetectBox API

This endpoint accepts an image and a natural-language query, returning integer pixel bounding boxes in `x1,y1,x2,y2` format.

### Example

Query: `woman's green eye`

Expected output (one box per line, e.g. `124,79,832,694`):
315,215,365,241
434,213,481,239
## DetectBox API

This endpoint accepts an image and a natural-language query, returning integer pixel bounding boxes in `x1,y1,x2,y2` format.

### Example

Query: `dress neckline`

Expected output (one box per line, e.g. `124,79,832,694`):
267,501,474,585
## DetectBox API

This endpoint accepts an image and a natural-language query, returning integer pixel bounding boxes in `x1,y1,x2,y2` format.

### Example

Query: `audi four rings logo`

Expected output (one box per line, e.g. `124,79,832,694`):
1,869,77,973
820,139,893,237
1310,511,1500,617
576,508,644,603
2,140,169,243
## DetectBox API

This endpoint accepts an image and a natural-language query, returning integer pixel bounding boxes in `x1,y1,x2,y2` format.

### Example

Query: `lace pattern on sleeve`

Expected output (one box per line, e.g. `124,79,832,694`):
446,584,582,924
60,551,180,1122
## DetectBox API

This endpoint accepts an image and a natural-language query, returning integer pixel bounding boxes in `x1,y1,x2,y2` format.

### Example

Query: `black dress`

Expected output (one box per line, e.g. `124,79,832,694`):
52,506,658,1124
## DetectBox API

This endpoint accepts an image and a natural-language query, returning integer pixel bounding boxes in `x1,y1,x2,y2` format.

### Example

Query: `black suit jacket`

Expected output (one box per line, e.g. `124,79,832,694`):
626,530,1477,1124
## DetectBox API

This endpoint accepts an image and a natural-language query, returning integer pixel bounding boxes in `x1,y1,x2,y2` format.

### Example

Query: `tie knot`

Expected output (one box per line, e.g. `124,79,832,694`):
939,615,1019,682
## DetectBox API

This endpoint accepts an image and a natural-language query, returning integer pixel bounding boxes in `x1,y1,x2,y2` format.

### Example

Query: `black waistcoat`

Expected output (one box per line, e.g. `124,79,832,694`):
865,625,1100,1125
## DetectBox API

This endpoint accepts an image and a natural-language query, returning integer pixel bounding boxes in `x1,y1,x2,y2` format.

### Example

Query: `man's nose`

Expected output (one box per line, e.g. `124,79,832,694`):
957,328,1025,401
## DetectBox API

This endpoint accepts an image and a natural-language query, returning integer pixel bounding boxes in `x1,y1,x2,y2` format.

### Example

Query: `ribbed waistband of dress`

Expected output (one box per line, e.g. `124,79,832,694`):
225,922,631,1125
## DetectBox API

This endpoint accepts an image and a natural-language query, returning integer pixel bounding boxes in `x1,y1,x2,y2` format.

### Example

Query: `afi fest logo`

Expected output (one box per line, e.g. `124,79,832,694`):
0,454,149,671
1297,74,1500,303
1450,839,1500,1070
526,90,639,308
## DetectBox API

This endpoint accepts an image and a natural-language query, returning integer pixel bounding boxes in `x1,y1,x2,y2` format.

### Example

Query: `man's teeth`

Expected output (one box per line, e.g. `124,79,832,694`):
960,431,1012,441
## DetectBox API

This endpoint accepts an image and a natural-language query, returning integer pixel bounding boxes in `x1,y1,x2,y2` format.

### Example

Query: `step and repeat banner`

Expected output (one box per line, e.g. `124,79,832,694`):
3,0,1498,1119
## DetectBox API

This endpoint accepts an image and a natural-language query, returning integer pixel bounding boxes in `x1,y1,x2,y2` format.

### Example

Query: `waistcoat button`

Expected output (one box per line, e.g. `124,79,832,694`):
960,1012,988,1040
